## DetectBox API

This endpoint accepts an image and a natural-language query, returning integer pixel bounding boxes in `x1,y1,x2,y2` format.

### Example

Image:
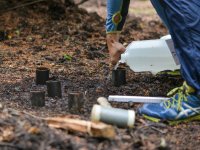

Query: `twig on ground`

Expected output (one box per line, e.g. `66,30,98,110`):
0,0,47,13
151,126,168,134
0,142,23,150
77,0,89,5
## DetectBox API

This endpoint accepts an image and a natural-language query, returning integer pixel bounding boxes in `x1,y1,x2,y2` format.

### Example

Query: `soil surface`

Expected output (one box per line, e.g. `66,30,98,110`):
0,1,200,150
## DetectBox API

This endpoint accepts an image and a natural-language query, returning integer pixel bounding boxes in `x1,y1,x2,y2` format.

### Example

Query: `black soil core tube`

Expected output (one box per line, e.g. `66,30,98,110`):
112,68,126,87
36,67,50,85
30,91,45,107
46,80,62,98
68,92,84,114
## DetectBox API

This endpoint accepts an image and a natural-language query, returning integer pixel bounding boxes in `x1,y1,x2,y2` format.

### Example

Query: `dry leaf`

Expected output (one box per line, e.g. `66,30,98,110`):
28,127,41,134
1,126,15,142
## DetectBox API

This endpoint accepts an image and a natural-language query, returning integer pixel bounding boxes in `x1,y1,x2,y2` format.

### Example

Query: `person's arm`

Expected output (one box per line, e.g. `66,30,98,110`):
106,0,130,65
106,0,130,33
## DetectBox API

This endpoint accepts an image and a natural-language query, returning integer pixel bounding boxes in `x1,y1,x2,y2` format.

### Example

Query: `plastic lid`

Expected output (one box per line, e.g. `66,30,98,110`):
120,53,126,63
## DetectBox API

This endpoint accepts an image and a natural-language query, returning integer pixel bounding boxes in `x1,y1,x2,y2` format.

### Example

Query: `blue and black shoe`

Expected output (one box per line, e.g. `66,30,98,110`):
138,82,200,125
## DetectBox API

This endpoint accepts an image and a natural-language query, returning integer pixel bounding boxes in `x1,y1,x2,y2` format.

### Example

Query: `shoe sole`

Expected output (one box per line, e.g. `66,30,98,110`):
157,69,181,76
143,114,200,125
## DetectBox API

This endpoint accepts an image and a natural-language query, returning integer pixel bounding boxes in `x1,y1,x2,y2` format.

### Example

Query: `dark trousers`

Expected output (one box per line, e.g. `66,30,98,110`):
151,0,200,95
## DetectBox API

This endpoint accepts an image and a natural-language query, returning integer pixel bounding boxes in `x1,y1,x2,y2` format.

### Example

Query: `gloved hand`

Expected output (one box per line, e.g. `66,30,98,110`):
106,33,126,65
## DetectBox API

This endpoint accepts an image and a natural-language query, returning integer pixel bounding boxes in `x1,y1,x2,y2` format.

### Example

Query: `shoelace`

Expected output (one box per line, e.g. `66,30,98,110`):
164,82,195,111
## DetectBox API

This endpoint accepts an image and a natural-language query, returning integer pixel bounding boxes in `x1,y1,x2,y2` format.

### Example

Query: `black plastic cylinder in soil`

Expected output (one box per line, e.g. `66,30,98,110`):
112,68,126,87
36,67,50,85
30,91,45,107
68,92,84,114
46,80,62,98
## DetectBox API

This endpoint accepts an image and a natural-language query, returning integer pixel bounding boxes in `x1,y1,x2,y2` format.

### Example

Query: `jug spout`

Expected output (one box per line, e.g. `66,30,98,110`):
120,53,126,64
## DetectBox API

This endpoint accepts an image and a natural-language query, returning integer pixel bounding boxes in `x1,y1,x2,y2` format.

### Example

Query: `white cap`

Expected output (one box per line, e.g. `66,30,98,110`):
120,53,127,63
127,110,135,128
91,105,101,122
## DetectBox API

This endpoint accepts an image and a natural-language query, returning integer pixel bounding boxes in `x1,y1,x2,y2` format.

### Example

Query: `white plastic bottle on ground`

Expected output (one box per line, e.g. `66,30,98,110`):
120,35,180,74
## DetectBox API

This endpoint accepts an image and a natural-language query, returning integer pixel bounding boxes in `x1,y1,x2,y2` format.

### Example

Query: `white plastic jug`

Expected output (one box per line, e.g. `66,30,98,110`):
120,35,180,74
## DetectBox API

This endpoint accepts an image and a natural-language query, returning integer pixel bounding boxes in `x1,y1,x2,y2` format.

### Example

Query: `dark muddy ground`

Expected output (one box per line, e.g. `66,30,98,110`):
0,1,199,150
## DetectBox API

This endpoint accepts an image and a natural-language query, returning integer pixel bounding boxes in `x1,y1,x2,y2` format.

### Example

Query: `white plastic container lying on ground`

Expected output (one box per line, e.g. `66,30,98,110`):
120,35,180,74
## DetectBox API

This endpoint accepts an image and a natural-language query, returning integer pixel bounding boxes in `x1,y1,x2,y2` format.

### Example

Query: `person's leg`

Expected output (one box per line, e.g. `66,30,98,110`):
150,0,170,29
160,0,200,95
139,0,200,123
151,0,200,95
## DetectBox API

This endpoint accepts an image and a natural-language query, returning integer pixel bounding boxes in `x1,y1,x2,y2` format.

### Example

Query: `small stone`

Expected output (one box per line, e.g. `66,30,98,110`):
95,86,104,93
58,67,65,73
45,55,55,61
122,135,131,141
0,103,4,110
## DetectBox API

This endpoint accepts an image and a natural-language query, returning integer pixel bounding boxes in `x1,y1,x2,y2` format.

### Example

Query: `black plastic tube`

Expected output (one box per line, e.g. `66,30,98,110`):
112,68,126,87
30,91,45,107
46,80,62,98
68,92,84,114
36,67,50,85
